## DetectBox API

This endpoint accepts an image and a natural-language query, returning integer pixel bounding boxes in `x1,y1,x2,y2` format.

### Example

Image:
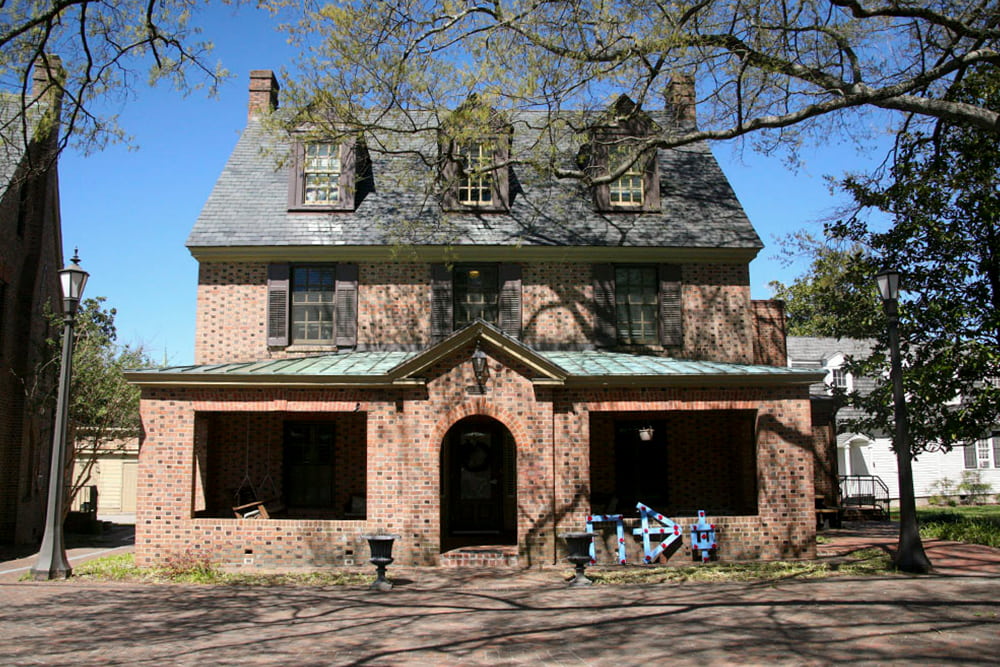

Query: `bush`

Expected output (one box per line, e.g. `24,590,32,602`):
957,470,993,505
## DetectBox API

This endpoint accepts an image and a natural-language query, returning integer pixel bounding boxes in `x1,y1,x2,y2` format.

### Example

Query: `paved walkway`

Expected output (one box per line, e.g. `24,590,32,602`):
0,522,998,665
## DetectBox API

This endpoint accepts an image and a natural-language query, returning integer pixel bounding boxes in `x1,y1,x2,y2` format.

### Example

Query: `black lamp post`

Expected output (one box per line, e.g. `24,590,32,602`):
876,268,931,574
31,250,88,580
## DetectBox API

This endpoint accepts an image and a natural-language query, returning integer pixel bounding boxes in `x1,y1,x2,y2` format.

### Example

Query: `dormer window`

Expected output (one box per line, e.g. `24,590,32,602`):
824,353,853,393
457,143,495,206
585,96,661,213
607,145,645,207
288,138,369,211
439,98,512,212
303,143,341,204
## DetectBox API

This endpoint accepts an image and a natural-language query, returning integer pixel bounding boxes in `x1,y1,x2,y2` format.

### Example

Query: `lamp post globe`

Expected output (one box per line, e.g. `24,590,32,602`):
31,249,88,580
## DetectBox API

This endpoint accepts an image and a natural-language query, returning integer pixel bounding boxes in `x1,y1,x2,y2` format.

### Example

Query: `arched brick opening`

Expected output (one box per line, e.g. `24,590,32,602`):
439,413,519,551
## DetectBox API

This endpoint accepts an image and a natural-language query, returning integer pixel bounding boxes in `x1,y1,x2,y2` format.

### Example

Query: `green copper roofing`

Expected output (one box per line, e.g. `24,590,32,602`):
127,347,824,388
147,351,416,377
539,350,816,377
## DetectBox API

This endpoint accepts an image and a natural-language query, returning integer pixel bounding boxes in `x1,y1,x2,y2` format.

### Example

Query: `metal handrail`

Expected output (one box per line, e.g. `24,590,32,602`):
838,475,891,515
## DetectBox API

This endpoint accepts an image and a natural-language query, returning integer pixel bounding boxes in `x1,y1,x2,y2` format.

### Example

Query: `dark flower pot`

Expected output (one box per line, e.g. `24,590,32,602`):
561,532,595,586
362,534,400,591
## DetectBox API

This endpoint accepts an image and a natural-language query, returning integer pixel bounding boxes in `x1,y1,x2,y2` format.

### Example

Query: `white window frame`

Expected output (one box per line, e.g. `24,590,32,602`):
824,353,853,393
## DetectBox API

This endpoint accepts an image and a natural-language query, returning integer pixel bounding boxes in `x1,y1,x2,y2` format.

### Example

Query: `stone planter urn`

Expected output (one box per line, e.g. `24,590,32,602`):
561,532,595,586
362,534,400,591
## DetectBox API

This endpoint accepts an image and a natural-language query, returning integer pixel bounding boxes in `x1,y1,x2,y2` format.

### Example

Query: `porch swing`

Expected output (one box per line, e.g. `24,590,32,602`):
231,416,285,519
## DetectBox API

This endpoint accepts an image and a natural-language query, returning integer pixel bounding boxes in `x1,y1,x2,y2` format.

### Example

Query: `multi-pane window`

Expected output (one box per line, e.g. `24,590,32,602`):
291,266,335,343
829,368,848,390
965,434,1000,469
304,143,341,204
454,264,498,329
457,143,494,205
284,422,335,507
608,145,644,206
615,266,658,344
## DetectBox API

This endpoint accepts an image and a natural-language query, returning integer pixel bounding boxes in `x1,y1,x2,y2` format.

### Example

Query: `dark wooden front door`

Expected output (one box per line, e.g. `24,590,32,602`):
442,418,515,547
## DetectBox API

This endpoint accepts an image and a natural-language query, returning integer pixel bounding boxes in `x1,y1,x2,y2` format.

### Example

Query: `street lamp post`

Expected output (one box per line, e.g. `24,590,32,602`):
876,268,931,574
31,250,88,580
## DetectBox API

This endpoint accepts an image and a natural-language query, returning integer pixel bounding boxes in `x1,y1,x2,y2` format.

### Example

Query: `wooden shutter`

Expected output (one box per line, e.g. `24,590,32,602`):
267,263,290,347
993,435,1000,468
339,141,356,210
593,263,616,346
334,263,358,347
431,264,454,343
964,442,977,469
498,263,522,339
438,134,461,210
493,132,512,210
659,264,683,347
287,143,304,209
642,152,660,212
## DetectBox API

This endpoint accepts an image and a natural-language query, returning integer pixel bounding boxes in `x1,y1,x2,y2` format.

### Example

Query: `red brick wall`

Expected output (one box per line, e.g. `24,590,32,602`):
0,131,62,544
195,261,759,364
136,375,816,569
682,263,754,363
752,299,788,366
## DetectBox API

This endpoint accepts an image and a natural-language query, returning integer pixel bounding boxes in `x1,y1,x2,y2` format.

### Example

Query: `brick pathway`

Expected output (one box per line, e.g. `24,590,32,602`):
0,522,997,665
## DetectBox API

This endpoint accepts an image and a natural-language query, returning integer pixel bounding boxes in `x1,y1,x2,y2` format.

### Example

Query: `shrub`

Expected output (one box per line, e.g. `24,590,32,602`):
957,471,993,505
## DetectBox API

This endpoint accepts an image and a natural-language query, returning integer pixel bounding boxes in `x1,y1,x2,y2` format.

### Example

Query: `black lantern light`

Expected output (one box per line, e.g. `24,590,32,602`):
472,342,488,386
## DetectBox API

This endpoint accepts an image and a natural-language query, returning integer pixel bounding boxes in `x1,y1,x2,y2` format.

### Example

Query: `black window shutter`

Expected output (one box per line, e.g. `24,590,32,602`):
267,263,290,347
659,264,683,347
335,263,358,347
593,263,616,346
431,264,454,343
498,263,522,339
287,143,304,209
642,153,660,212
964,442,977,469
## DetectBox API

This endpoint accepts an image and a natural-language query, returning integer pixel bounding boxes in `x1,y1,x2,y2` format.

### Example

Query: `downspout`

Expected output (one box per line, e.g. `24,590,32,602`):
551,402,557,565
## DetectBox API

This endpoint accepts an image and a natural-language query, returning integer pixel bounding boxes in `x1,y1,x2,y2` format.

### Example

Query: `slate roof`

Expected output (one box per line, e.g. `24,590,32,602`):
0,94,40,198
187,111,761,253
786,336,877,426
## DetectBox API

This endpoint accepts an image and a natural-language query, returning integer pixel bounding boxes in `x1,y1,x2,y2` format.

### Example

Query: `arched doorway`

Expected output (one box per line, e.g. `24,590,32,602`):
440,416,517,550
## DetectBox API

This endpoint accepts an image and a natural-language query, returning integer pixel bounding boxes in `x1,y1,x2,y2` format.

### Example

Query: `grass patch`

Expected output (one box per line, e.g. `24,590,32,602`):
73,553,371,587
584,548,894,585
914,506,1000,549
887,504,1000,549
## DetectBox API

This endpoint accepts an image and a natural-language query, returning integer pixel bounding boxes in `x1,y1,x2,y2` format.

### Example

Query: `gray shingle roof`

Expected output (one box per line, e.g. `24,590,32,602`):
786,336,878,425
187,111,761,252
0,94,41,198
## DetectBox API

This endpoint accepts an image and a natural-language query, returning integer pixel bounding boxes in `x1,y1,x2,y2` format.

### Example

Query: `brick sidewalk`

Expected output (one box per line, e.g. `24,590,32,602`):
1,521,998,665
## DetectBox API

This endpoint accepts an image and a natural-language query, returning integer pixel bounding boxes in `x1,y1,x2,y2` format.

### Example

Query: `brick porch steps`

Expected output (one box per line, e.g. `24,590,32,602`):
440,545,519,568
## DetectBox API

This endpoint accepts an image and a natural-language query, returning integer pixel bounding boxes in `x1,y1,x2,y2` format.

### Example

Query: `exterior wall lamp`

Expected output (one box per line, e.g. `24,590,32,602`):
638,426,654,441
472,343,489,387
32,249,88,580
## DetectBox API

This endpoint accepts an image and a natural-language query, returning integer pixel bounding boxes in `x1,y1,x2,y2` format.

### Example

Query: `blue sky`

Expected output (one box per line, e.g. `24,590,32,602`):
57,5,891,366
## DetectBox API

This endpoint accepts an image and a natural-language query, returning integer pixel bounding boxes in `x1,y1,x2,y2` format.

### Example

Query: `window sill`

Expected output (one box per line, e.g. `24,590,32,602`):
283,344,340,353
288,205,352,213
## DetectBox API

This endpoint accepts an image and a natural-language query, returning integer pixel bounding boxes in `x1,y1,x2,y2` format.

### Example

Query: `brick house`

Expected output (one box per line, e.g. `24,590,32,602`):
0,62,64,545
127,70,824,569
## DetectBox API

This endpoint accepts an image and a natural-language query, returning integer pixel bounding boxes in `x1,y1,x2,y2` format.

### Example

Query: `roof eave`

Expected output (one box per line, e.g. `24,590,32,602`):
124,371,414,389
187,245,762,264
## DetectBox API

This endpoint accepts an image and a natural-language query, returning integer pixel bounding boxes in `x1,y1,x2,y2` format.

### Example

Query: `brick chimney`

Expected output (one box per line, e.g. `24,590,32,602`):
31,55,64,103
248,70,280,120
667,73,696,125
